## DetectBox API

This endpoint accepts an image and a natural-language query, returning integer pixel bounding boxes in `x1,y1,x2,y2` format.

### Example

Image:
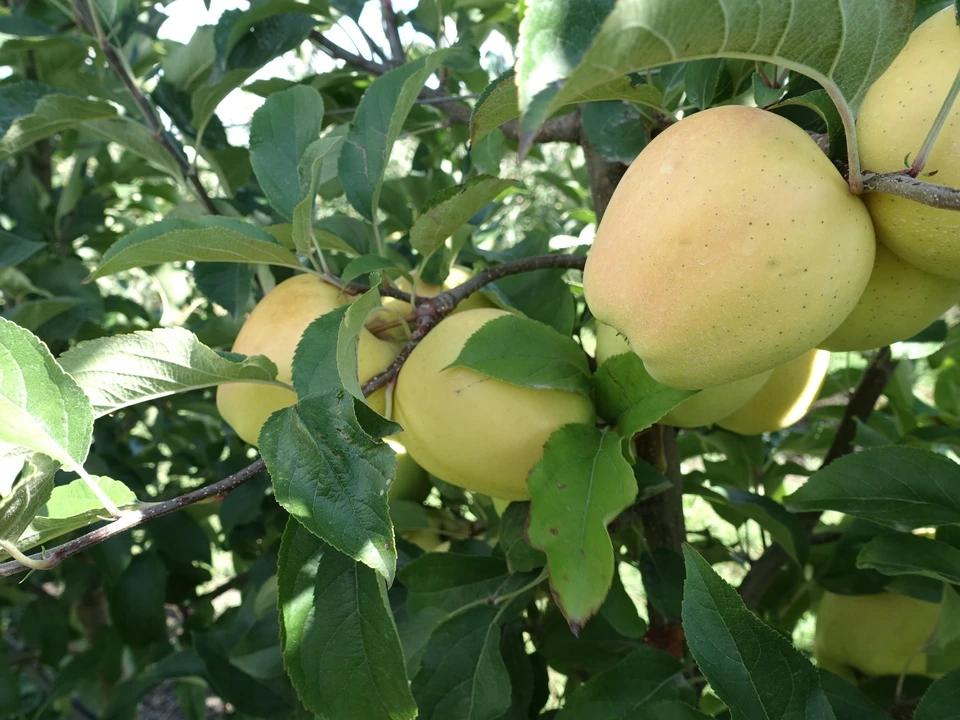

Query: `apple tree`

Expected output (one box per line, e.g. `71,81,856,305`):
1,0,960,718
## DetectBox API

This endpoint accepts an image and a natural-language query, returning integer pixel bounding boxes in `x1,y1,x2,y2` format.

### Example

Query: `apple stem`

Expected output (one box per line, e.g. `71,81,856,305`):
907,65,960,177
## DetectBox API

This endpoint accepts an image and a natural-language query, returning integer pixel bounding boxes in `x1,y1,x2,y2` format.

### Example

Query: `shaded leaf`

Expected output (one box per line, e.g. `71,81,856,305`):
278,519,416,720
499,501,546,574
914,667,960,720
527,424,637,630
0,454,57,546
0,93,116,158
858,533,960,585
818,670,888,720
0,230,44,269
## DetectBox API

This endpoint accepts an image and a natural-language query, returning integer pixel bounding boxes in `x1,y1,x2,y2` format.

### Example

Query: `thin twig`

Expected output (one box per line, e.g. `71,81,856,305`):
737,347,897,609
72,0,219,215
380,0,405,65
0,460,266,577
351,16,389,63
862,171,960,211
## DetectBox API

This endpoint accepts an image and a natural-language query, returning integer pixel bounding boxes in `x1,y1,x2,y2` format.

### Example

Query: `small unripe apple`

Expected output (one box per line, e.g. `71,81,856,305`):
717,349,830,435
584,106,875,390
857,7,960,280
216,274,400,446
394,309,596,500
820,241,960,352
595,323,770,427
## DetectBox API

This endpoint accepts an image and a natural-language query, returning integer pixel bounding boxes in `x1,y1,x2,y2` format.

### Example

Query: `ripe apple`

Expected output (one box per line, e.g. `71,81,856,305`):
814,590,941,680
717,349,830,435
216,274,400,446
584,106,875,390
858,7,960,280
393,308,596,500
595,323,771,427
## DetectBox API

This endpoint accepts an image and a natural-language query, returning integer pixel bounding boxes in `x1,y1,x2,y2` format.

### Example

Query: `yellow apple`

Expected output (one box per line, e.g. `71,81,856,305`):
216,274,400,446
858,7,960,280
717,349,830,435
393,308,596,500
595,323,770,427
583,106,875,390
385,438,432,502
820,238,960,352
814,590,940,679
401,513,450,553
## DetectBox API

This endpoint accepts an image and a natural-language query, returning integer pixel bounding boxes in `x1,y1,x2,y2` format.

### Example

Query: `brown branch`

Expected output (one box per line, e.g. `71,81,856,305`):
72,0,219,215
307,31,582,144
0,460,266,577
361,253,587,395
862,171,960,211
380,0,405,65
737,346,897,610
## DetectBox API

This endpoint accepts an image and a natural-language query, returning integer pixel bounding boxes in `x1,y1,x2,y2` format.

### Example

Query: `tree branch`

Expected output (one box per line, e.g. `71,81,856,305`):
360,253,586,395
72,0,219,215
737,346,898,609
307,31,582,144
862,171,960,211
0,460,266,577
380,0,405,65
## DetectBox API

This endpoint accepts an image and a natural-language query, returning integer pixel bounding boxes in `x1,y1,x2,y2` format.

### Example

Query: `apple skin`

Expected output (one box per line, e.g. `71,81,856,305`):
717,349,830,435
394,308,596,501
858,7,960,281
814,591,940,679
583,105,875,390
595,323,770,428
820,241,960,352
216,274,400,447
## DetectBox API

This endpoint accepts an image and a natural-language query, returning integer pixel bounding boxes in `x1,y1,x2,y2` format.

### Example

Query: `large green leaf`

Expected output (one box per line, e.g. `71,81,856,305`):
682,546,836,720
259,392,397,582
527,424,637,631
410,606,512,720
58,327,282,418
292,124,349,256
339,49,452,220
914,667,960,720
91,217,304,279
858,533,960,585
515,0,913,160
249,85,325,220
0,230,44,269
786,447,960,529
0,317,92,473
277,519,416,720
0,93,116,158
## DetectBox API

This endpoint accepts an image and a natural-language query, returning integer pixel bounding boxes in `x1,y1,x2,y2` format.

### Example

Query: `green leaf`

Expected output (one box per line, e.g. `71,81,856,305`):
690,485,809,564
515,0,913,153
91,217,304,279
773,89,845,158
58,327,281,418
410,606,512,720
339,49,452,220
82,117,185,179
684,59,724,110
3,298,82,331
337,286,387,403
818,670,888,720
0,317,93,473
277,519,416,720
682,546,836,720
527,424,637,631
259,392,397,582
11,476,139,554
914,667,960,720
293,125,349,255
926,585,960,674
291,305,349,398
0,81,57,135
785,447,960,529
339,255,396,286
409,176,516,257
449,314,591,395
0,230,44,269
469,70,663,146
193,262,252,319
499,502,546,573
109,552,168,646
593,352,695,441
632,703,713,720
0,454,56,546
556,647,685,720
0,93,116,158
192,68,258,139
249,85,324,220
857,533,960,585
581,100,648,164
